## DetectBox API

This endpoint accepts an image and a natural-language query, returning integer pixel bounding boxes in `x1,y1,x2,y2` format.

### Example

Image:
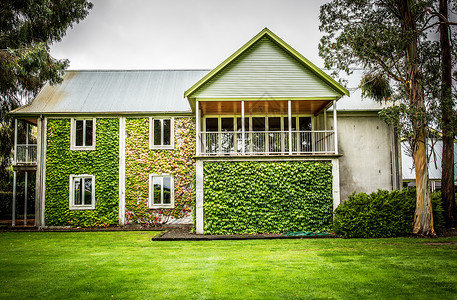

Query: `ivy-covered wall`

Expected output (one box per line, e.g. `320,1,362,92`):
45,118,119,227
203,161,333,234
125,117,195,225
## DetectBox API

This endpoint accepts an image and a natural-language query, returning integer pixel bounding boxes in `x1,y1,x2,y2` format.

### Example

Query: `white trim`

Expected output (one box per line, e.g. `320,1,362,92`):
196,102,201,155
202,114,314,132
12,171,16,227
148,174,174,208
13,119,17,164
288,100,292,155
241,101,245,155
149,117,175,150
333,100,338,155
118,117,126,225
69,174,96,210
195,160,204,234
332,158,341,210
41,117,47,226
70,118,96,150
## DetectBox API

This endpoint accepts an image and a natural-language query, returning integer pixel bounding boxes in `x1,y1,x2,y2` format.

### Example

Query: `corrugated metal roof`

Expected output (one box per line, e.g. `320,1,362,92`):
11,70,210,116
329,70,389,111
402,140,457,181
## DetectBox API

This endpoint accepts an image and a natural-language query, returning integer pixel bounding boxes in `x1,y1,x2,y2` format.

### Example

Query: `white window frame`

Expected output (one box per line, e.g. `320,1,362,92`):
69,174,95,210
149,117,174,150
148,174,174,209
70,118,96,150
203,114,314,131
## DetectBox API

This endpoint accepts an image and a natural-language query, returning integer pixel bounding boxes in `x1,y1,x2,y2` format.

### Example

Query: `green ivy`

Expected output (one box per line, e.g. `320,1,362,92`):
124,118,195,226
203,161,333,234
45,118,119,227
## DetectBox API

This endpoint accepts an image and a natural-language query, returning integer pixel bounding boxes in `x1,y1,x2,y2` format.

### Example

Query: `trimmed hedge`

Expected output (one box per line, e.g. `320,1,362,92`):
333,188,444,238
203,161,333,234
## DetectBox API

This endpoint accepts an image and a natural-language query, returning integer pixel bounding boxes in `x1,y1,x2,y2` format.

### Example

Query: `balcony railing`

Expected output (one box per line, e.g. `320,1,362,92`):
15,144,37,164
199,130,335,155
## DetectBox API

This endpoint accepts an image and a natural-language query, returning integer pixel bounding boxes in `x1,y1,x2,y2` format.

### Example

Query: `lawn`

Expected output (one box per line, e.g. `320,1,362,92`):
1,232,457,299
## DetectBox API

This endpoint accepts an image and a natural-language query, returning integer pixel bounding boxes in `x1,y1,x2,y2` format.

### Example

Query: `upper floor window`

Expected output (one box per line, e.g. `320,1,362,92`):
149,118,174,149
69,174,95,210
71,118,96,150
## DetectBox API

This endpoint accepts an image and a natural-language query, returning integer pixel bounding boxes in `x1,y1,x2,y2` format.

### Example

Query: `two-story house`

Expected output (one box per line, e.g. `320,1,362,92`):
10,28,401,234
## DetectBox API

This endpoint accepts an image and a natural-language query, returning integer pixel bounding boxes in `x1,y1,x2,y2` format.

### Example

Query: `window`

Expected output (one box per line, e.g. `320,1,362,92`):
150,118,174,149
69,175,95,210
71,118,96,150
149,174,174,208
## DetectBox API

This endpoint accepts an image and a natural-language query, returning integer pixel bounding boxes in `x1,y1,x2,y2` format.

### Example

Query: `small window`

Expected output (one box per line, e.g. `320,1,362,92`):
150,118,174,149
69,175,95,210
71,118,96,150
149,174,174,208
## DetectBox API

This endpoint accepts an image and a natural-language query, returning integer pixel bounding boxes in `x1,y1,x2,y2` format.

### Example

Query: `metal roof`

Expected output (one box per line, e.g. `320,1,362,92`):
11,70,210,116
402,140,457,181
329,70,389,112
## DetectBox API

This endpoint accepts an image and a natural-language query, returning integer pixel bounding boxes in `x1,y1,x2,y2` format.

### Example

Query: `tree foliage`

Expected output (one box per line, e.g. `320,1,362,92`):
319,0,456,235
0,0,93,175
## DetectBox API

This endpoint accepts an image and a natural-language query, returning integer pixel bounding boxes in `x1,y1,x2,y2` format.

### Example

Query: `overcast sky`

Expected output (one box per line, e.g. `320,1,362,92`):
50,0,328,70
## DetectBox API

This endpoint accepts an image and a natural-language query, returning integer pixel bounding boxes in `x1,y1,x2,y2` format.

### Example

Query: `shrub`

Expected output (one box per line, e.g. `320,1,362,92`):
333,188,443,238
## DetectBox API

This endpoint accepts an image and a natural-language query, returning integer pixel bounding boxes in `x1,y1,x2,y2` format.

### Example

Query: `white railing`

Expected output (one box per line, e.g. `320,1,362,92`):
199,131,335,155
15,144,37,164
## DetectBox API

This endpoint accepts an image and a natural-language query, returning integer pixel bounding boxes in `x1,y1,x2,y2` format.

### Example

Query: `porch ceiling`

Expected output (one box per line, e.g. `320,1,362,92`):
199,100,331,115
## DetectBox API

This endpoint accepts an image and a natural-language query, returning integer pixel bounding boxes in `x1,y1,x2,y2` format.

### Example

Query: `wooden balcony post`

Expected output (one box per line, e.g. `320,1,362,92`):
241,101,245,155
324,109,328,152
25,123,29,163
288,100,292,155
196,101,200,155
12,118,17,227
24,172,28,225
333,100,338,154
13,119,17,165
12,171,16,227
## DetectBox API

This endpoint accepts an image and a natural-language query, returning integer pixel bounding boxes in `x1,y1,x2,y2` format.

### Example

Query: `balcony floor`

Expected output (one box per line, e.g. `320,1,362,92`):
12,164,37,172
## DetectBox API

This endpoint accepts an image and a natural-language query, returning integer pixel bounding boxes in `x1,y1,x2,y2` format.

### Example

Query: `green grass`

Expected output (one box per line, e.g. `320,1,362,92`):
1,232,457,299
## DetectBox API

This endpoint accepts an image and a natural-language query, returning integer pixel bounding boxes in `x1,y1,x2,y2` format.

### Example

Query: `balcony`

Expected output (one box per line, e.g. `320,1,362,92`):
15,144,37,165
199,130,335,155
195,99,339,157
12,119,38,171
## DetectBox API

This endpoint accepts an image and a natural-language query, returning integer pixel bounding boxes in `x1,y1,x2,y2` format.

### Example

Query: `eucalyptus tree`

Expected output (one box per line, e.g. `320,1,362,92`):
0,0,93,175
319,0,445,235
437,0,456,227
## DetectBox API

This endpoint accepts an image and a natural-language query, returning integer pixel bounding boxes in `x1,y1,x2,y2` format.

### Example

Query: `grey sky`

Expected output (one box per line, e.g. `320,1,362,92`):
50,0,328,70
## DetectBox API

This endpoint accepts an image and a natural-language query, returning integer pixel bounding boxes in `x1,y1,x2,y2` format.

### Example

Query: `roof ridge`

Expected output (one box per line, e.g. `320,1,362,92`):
65,69,212,72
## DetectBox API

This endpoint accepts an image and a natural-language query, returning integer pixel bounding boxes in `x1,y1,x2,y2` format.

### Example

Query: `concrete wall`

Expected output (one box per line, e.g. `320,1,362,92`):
330,112,401,201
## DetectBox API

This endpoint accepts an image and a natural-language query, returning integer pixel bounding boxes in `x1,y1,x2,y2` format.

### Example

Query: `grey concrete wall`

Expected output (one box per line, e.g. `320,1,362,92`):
330,113,400,201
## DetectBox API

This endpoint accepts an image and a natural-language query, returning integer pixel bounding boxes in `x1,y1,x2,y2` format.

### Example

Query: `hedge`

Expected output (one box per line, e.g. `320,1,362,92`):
333,188,444,238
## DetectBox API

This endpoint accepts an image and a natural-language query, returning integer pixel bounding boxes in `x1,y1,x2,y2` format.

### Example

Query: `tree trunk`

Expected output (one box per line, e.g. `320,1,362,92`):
398,0,435,236
439,0,456,228
412,129,435,235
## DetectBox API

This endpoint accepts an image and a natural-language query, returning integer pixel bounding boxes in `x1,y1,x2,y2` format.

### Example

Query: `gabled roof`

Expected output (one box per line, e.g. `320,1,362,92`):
185,28,349,99
11,70,210,116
